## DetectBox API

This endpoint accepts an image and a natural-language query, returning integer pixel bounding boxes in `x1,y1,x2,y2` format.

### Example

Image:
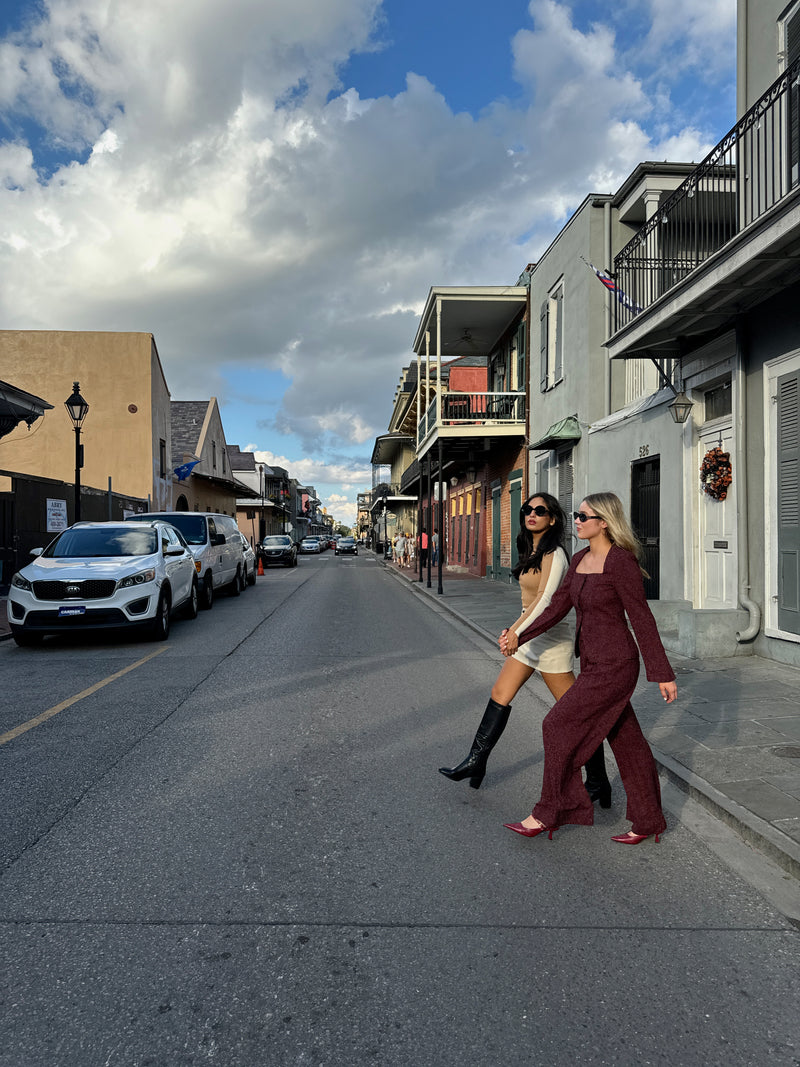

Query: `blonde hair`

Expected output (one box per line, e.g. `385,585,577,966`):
584,492,648,576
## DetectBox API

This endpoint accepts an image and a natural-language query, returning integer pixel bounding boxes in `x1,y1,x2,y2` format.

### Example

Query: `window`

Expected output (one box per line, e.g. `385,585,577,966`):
159,439,167,479
212,441,217,470
540,280,564,392
704,381,732,421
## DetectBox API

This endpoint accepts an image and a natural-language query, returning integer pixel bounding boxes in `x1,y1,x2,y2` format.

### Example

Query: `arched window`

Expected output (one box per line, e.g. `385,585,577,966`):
175,494,189,511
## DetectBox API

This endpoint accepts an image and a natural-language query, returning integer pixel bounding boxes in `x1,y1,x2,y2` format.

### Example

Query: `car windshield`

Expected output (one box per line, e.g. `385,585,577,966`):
156,514,206,545
303,539,318,544
263,536,291,546
340,538,354,545
44,527,158,558
128,513,207,544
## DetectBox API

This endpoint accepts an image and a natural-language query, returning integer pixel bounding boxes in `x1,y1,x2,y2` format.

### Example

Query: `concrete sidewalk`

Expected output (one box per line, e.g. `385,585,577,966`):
380,553,800,882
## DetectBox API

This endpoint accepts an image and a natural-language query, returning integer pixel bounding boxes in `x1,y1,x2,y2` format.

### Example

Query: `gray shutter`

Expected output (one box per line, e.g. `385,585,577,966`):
554,288,564,383
540,301,548,392
778,369,800,634
557,447,573,521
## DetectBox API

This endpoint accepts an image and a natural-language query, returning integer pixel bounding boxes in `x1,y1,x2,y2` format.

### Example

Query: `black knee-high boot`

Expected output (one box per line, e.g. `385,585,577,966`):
438,698,512,789
584,742,611,808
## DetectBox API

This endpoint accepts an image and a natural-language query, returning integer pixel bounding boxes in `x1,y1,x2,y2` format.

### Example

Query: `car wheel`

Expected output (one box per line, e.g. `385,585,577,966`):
11,627,43,648
247,565,256,586
150,589,171,641
184,577,199,619
230,566,242,596
200,574,214,610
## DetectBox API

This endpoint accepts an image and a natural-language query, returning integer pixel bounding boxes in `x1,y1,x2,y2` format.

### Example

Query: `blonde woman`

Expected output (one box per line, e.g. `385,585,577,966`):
439,492,609,799
502,492,676,845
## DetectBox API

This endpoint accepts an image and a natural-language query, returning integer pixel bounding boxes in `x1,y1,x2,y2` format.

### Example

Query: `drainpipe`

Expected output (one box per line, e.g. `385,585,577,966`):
734,320,761,642
604,199,612,416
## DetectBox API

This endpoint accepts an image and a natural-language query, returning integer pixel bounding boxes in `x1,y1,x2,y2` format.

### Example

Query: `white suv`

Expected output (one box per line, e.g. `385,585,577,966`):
127,511,245,609
8,520,198,646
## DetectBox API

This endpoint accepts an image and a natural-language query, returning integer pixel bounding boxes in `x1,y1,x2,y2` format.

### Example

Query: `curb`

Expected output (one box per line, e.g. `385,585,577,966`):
381,555,800,882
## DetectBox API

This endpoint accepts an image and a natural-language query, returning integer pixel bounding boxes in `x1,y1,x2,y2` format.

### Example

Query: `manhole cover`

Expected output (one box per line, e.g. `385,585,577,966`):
772,746,800,759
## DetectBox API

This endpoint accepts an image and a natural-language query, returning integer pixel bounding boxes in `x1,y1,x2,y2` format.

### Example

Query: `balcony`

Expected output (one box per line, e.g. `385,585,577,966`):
417,391,526,454
608,59,800,356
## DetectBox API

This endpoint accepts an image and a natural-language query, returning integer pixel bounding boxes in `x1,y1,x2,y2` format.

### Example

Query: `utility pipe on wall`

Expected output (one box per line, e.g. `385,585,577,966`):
734,320,761,642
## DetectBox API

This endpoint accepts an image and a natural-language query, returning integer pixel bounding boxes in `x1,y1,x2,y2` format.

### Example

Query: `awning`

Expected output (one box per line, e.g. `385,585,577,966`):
528,415,581,451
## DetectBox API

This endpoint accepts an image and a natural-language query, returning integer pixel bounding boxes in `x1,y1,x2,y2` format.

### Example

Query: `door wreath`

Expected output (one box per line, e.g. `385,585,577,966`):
700,446,732,501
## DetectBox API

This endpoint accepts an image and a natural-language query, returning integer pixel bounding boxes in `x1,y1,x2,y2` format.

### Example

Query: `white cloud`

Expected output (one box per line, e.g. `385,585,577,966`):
0,0,736,487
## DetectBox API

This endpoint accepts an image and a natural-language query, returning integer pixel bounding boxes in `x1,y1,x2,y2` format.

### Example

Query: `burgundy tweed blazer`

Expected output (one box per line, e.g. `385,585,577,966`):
517,544,675,683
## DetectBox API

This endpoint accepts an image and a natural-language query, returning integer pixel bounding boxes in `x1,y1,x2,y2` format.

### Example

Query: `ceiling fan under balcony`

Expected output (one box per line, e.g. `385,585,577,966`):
444,328,477,349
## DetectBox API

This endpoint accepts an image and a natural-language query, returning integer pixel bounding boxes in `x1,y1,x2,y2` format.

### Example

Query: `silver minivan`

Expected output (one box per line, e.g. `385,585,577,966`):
127,511,245,609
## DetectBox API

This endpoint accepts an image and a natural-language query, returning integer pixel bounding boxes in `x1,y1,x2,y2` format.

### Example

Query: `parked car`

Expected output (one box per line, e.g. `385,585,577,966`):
257,534,298,568
8,520,198,646
238,532,257,586
127,511,245,609
299,537,321,554
335,537,358,556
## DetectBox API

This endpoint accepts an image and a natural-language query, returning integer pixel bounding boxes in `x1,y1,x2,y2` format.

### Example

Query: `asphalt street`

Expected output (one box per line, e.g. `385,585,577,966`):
0,551,798,1066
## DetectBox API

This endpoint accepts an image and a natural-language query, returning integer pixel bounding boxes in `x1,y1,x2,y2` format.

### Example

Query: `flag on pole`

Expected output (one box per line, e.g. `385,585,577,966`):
173,460,200,481
582,258,642,316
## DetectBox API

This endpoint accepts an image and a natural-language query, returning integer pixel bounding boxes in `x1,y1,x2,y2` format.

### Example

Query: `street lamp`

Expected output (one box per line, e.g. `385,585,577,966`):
64,381,89,524
258,464,265,541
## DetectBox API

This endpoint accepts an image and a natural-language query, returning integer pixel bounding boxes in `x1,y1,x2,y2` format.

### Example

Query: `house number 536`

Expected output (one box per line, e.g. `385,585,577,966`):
639,445,650,457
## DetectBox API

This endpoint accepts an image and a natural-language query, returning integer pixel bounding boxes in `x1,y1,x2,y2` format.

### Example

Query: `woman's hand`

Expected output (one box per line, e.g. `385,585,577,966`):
498,628,509,654
504,630,519,656
658,681,677,704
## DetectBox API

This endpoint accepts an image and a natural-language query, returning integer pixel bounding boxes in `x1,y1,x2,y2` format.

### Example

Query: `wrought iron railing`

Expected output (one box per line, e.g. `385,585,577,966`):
613,59,800,331
417,392,526,445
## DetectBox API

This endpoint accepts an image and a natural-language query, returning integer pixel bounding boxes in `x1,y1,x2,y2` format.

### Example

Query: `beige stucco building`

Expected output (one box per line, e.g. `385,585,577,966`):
0,331,172,511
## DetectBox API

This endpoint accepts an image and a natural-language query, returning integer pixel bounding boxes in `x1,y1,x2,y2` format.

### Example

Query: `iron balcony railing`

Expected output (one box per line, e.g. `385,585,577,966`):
417,391,526,446
613,58,800,331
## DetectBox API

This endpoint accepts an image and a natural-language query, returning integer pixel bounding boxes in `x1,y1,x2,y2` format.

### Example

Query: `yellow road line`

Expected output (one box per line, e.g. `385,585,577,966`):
0,646,169,747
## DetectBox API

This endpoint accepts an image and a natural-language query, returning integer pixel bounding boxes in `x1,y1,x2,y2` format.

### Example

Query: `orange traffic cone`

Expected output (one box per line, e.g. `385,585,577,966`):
257,556,264,577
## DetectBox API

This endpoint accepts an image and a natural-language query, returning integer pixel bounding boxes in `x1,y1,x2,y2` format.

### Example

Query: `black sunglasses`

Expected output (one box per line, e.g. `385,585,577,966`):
522,503,550,517
573,511,602,523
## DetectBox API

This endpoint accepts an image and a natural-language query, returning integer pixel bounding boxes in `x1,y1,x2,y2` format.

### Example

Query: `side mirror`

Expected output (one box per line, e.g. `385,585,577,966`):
164,546,186,556
30,547,44,556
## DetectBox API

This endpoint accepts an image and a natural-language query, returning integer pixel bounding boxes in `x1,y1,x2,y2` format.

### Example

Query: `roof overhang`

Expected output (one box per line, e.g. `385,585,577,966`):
371,432,414,465
412,286,527,356
0,380,54,439
528,415,582,451
187,472,260,497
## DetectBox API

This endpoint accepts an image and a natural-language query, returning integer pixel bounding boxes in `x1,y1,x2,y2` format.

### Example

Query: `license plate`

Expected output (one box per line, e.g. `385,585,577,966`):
59,605,86,617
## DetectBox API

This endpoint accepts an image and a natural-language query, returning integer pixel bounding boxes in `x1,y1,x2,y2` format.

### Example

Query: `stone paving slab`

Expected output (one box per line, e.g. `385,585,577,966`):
380,554,800,881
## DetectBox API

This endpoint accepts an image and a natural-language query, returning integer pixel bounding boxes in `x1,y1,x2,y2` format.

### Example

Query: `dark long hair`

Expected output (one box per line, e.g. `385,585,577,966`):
512,491,569,579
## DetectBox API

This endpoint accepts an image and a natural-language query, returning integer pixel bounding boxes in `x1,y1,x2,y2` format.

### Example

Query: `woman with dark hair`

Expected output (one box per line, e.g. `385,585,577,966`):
502,492,676,845
439,492,609,798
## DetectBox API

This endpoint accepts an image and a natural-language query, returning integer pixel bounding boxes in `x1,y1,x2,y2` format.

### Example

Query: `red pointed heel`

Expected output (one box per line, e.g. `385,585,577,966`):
611,830,662,845
503,821,558,840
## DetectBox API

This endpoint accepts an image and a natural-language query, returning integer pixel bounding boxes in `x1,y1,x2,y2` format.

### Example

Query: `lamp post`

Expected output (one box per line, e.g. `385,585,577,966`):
64,381,89,524
258,464,265,541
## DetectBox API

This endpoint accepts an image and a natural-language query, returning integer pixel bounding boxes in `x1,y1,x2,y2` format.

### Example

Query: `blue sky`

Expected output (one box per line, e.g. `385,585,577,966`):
0,0,737,525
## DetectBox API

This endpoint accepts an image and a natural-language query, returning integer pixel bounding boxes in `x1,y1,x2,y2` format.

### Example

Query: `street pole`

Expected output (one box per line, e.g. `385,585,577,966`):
64,382,89,526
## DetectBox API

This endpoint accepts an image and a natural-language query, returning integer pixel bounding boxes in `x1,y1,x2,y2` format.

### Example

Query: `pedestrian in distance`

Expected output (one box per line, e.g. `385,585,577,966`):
394,531,406,566
419,529,429,567
502,492,677,845
432,530,439,566
439,492,610,799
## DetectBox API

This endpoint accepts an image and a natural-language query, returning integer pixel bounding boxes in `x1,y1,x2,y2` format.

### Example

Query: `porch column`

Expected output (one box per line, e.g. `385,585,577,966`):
436,297,442,426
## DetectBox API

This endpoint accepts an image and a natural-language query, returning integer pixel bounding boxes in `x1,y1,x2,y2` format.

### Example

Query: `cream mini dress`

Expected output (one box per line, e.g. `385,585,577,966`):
509,546,574,674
